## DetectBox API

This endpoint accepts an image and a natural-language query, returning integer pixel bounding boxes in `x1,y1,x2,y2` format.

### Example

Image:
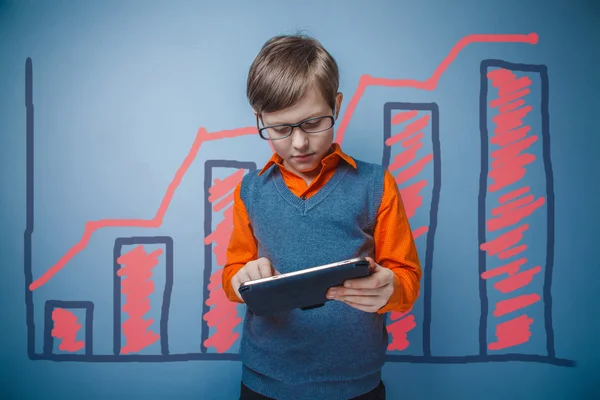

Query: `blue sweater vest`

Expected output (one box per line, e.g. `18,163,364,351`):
239,158,387,400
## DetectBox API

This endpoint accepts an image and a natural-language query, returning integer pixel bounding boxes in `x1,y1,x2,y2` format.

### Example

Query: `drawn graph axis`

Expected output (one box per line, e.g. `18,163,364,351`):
27,353,574,367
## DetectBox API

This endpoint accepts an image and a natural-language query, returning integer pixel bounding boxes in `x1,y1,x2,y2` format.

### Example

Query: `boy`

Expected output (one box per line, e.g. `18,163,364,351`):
222,34,422,400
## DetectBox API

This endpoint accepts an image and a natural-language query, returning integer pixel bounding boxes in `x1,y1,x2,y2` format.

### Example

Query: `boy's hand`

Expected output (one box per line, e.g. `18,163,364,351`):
231,257,280,301
325,257,395,313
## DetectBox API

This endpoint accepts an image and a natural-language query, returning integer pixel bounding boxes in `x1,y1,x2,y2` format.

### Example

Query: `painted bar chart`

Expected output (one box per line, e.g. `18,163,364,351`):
24,34,574,367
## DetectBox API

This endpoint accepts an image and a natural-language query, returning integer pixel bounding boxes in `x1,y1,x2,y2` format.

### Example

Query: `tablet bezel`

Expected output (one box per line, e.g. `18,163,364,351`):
239,257,368,289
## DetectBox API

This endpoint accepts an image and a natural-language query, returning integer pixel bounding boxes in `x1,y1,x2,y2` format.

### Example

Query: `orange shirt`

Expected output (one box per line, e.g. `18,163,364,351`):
222,143,422,314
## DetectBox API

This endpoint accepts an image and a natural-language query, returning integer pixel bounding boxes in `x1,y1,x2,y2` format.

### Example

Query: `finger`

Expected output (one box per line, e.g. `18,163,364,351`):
343,274,386,290
336,294,380,307
246,263,263,281
231,275,242,300
257,261,275,278
342,299,379,313
237,269,251,285
365,257,378,272
328,287,381,298
258,257,280,275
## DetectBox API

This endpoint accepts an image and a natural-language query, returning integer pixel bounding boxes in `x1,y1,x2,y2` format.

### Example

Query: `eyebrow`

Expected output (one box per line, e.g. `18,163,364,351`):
265,111,330,126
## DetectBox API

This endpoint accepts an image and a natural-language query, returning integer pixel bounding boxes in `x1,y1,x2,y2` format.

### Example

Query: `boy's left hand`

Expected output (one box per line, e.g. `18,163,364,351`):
325,257,395,313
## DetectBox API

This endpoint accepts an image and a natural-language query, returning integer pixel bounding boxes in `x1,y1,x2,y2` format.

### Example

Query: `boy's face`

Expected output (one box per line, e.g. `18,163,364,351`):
258,85,343,177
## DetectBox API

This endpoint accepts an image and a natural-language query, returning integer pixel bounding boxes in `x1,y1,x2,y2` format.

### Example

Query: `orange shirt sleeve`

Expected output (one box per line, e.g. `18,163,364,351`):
221,181,257,303
375,169,423,314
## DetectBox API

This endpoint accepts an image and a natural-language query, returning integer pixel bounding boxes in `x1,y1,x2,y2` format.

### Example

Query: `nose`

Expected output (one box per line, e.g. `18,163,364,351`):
290,126,309,149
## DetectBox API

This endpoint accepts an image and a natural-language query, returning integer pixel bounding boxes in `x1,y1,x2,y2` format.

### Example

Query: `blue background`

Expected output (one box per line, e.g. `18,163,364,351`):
1,0,599,398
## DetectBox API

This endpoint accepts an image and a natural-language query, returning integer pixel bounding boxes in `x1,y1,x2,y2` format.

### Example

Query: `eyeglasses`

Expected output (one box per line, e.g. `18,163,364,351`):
256,115,335,141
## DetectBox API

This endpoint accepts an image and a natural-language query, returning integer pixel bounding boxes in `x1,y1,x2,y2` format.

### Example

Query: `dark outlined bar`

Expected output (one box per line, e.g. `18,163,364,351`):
479,60,555,358
113,236,174,356
43,300,94,357
383,102,440,357
201,160,256,353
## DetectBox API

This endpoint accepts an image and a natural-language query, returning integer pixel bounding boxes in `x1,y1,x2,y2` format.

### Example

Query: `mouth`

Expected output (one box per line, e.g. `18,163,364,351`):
293,153,314,162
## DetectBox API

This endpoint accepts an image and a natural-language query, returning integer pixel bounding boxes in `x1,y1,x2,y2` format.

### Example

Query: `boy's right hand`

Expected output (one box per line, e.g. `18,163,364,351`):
231,257,280,301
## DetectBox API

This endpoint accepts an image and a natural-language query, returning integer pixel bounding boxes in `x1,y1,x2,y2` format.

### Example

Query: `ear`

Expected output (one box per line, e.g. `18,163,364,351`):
335,92,343,119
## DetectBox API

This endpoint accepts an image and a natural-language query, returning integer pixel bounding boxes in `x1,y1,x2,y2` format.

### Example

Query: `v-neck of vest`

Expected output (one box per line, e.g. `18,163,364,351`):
271,161,353,214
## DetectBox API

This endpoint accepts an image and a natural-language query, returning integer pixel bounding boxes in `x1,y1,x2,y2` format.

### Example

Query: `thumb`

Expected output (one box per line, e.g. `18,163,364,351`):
364,257,378,273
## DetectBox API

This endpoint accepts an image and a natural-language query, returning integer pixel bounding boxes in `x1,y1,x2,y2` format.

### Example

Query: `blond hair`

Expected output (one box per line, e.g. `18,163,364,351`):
247,34,339,115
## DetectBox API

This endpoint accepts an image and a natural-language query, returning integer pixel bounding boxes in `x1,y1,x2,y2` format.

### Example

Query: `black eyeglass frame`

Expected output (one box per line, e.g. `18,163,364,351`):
256,115,335,141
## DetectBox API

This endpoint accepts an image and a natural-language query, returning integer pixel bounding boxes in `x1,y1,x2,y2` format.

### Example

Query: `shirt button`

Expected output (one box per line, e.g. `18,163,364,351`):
301,195,307,200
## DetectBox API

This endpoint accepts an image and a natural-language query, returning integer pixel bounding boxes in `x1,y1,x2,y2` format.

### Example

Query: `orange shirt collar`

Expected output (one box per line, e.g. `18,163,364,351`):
257,143,357,176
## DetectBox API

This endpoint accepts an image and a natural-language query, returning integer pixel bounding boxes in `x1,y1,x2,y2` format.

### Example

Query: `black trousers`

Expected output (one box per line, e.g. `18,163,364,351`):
240,380,385,400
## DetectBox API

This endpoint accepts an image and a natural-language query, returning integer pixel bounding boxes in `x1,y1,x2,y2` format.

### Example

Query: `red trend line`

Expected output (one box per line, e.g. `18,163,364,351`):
29,127,256,291
334,33,538,144
29,33,538,291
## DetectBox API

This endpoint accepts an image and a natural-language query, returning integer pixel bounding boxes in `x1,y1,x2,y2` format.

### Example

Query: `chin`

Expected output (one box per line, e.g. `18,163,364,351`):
293,161,319,172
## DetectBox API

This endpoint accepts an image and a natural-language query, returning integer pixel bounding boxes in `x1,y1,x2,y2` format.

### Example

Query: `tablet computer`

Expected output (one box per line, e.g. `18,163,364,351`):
238,257,371,316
